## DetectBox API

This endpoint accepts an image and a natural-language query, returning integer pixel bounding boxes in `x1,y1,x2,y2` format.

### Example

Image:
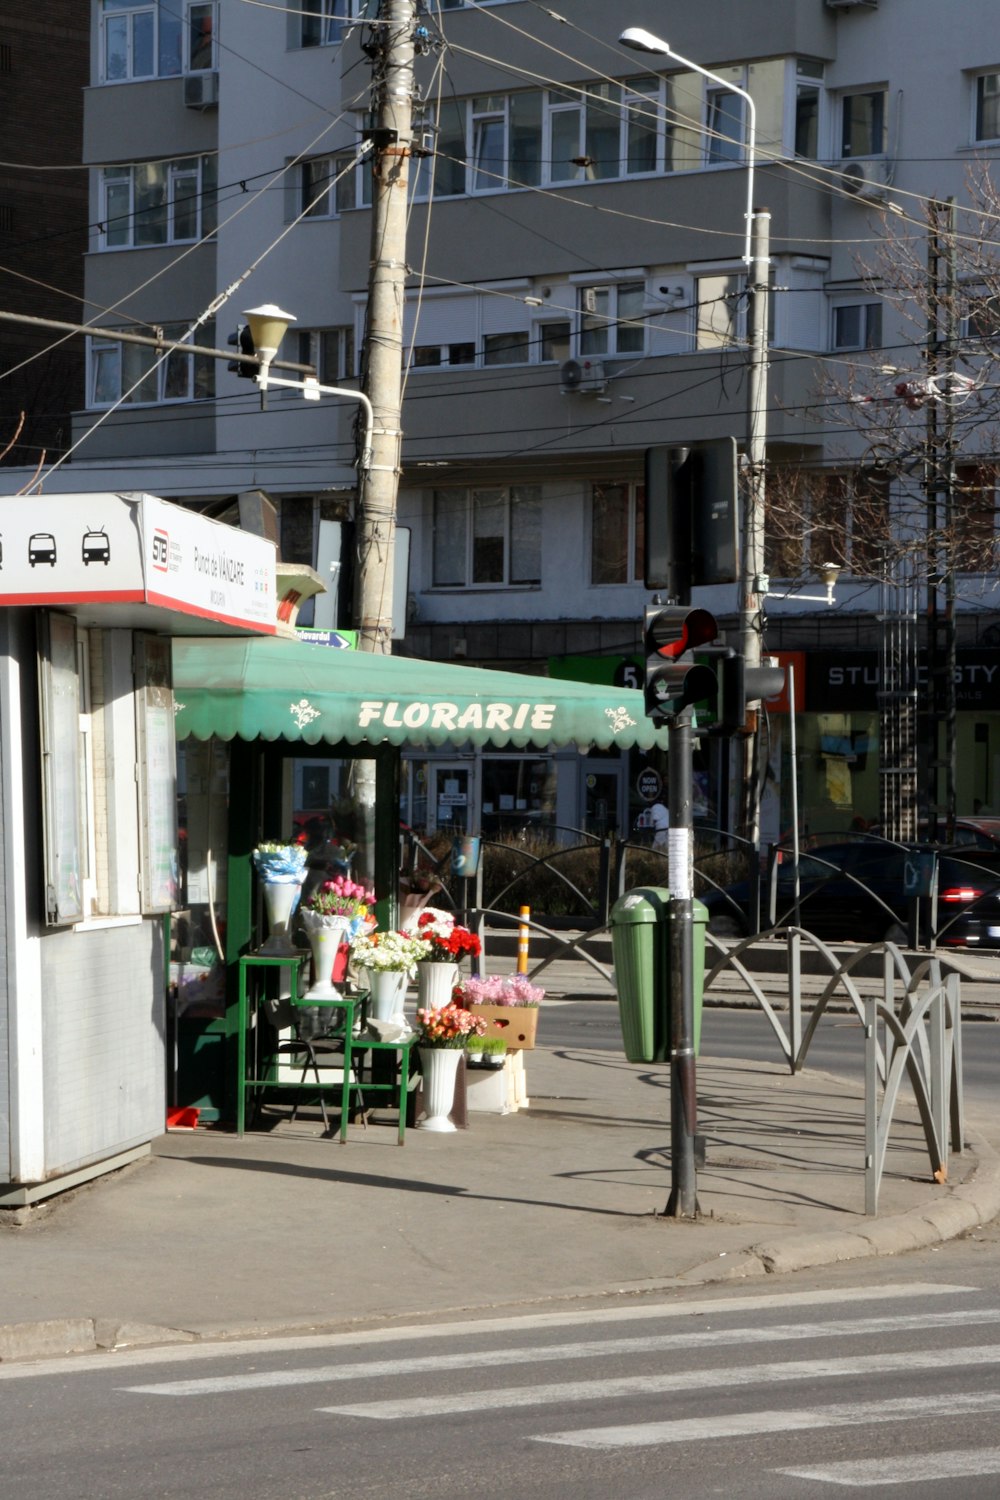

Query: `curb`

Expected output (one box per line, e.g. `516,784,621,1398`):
4,1135,999,1367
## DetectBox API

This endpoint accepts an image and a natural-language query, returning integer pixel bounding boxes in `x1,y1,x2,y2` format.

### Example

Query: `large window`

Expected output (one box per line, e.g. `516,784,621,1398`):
100,157,217,248
975,72,1000,143
297,151,371,216
590,482,645,585
297,326,356,383
832,301,882,351
89,322,216,408
297,0,368,48
432,487,541,587
100,0,182,83
840,89,886,157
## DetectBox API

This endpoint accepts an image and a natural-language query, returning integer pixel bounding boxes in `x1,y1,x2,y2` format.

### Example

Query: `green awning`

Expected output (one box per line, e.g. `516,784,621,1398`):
172,636,668,752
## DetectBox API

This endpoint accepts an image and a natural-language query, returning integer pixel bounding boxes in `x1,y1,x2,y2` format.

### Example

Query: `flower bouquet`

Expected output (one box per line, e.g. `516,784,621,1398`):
252,842,308,955
414,1001,487,1049
414,1002,487,1132
406,909,482,1009
299,875,376,998
350,927,429,1020
453,973,543,1051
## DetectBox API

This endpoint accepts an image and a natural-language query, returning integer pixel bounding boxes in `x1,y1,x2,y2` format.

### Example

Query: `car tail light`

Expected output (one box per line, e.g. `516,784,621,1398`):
940,886,983,903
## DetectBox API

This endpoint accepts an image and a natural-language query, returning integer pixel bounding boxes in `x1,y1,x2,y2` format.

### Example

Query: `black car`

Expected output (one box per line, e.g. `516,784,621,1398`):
698,838,1000,949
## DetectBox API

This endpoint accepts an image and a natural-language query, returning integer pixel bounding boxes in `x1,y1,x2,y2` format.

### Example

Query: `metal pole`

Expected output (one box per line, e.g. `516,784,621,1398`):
353,0,415,655
665,711,697,1218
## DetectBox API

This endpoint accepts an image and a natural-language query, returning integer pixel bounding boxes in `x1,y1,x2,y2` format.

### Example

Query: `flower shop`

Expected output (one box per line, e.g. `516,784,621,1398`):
170,633,667,1130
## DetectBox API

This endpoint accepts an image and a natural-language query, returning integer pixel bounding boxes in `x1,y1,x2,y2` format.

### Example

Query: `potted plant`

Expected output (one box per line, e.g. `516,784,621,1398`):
252,841,308,955
464,1032,485,1066
349,928,429,1020
299,874,376,999
453,973,543,1050
413,1002,487,1131
407,908,482,1009
479,1035,508,1069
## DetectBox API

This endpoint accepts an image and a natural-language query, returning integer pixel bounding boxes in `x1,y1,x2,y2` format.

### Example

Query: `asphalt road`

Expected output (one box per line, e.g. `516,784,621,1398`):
5,1237,1000,1500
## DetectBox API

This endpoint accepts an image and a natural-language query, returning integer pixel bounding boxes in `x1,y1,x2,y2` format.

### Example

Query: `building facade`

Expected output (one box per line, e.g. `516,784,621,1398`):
4,0,1000,843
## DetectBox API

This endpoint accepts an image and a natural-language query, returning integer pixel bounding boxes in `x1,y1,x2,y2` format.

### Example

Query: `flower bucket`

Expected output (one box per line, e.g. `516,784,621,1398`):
368,969,409,1021
416,961,458,1009
260,879,303,956
468,1003,538,1050
417,1046,462,1132
302,915,351,997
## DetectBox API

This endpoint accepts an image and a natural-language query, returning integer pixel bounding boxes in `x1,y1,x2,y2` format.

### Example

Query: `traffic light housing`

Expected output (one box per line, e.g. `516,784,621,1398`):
643,605,718,720
718,654,786,734
644,439,739,603
228,323,257,379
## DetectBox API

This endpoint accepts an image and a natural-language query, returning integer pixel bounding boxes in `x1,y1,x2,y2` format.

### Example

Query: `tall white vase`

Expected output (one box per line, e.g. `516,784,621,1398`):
418,1046,462,1132
303,916,351,998
259,880,302,956
368,969,409,1020
416,961,457,1010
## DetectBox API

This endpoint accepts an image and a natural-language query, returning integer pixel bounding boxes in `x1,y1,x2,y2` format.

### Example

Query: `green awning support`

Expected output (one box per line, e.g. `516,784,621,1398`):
172,636,667,752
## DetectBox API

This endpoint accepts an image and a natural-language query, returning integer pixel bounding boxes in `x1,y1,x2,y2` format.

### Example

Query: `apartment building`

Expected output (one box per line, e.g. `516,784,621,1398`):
7,0,1000,839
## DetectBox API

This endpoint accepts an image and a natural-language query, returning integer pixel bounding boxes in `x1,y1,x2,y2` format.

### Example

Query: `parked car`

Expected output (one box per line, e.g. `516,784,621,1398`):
698,837,1000,949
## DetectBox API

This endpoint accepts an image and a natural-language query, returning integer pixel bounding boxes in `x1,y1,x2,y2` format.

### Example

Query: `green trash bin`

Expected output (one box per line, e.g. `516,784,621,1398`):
609,886,708,1062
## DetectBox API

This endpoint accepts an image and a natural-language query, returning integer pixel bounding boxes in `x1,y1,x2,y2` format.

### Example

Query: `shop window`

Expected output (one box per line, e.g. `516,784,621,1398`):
481,754,556,837
432,486,541,587
590,481,645,585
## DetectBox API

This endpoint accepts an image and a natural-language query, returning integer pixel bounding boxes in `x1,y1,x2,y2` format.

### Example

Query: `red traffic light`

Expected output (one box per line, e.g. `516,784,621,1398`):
644,605,718,660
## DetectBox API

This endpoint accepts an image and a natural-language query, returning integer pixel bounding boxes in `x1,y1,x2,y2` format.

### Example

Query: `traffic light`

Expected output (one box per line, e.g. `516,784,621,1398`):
643,605,718,720
644,438,738,602
718,653,786,734
227,323,257,379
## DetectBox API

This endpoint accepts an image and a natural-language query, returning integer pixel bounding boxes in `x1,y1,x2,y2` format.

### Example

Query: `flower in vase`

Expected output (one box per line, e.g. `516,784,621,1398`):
350,928,429,974
252,843,308,881
302,874,377,939
414,1002,487,1049
411,909,481,963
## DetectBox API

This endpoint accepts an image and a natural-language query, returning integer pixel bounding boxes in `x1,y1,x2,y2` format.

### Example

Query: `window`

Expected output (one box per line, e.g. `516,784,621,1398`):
794,59,824,158
298,151,371,216
832,301,882,350
100,157,217,248
483,331,530,365
297,326,355,383
100,1,182,82
963,293,1000,342
840,89,886,157
590,482,644,585
298,0,367,47
538,320,571,362
697,273,743,349
975,72,1000,142
432,487,541,587
410,342,475,368
89,322,216,408
954,465,997,571
706,84,745,164
186,1,216,71
579,281,645,356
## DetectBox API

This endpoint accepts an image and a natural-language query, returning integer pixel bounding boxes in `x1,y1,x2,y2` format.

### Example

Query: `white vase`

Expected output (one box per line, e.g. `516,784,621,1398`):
416,961,457,1010
368,969,409,1021
418,1046,462,1132
304,917,351,998
259,879,302,956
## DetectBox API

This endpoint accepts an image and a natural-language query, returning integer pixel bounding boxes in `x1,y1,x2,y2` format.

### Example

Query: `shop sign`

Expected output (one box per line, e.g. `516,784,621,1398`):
807,649,1000,711
0,492,275,632
358,700,557,733
637,767,662,802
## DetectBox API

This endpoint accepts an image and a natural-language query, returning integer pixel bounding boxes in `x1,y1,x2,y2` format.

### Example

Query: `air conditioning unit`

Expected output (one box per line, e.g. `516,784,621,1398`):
184,71,219,109
559,357,607,394
841,158,891,202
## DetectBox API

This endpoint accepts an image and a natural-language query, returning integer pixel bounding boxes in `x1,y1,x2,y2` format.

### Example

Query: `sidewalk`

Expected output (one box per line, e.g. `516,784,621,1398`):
2,992,999,1364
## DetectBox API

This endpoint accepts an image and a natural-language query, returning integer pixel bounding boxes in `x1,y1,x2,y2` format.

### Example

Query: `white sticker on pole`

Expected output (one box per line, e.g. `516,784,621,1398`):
667,827,692,899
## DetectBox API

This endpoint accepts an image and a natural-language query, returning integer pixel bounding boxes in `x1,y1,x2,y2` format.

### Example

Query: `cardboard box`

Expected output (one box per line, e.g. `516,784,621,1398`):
469,1003,538,1049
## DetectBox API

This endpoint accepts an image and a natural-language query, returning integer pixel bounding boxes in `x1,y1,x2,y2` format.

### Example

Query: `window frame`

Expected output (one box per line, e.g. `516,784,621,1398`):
87,322,216,410
298,0,366,48
99,156,217,250
839,87,887,159
589,480,645,587
184,0,217,73
831,300,883,351
431,486,542,589
100,1,158,84
974,71,1000,144
578,279,647,357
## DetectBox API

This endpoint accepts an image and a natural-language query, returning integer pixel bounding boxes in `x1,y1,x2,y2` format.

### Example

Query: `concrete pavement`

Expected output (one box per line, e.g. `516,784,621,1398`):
2,985,998,1364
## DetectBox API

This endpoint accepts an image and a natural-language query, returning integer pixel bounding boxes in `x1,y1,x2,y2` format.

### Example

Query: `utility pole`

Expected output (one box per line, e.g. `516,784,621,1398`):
353,0,415,655
739,208,770,909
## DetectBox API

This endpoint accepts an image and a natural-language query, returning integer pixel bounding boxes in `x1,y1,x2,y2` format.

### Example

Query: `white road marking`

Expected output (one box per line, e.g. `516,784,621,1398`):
0,1281,973,1383
123,1308,1000,1397
778,1449,1000,1487
535,1392,1000,1450
319,1344,1000,1420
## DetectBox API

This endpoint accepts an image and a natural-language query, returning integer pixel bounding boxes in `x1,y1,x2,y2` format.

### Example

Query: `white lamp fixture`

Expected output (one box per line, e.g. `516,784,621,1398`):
243,304,296,388
619,27,755,264
757,562,842,606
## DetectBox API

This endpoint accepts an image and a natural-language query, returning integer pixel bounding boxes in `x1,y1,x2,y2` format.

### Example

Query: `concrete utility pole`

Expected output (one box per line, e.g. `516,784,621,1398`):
738,209,771,896
353,0,415,655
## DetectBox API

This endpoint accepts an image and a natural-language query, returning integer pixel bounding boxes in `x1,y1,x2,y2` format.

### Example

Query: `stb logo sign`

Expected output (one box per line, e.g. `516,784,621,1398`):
151,529,169,571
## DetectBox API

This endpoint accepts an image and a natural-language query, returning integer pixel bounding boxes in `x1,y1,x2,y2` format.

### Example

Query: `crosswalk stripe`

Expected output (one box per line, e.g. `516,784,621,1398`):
535,1393,1000,1450
777,1449,1000,1487
319,1344,1000,1420
124,1309,1000,1398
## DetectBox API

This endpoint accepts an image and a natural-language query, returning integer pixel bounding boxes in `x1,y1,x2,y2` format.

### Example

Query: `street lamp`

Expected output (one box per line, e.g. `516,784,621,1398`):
618,28,755,264
243,304,374,469
760,561,842,606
